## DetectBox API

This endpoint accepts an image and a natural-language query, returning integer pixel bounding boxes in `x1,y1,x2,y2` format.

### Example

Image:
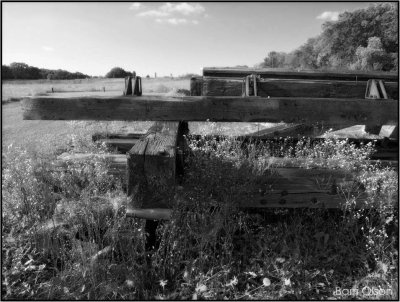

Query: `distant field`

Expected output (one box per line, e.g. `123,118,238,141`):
2,77,190,102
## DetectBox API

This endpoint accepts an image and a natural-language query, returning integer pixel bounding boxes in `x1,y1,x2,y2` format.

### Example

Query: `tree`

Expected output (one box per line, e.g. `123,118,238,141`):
318,3,398,68
262,52,287,68
105,67,132,78
2,65,13,79
260,2,398,71
353,37,394,71
9,62,30,79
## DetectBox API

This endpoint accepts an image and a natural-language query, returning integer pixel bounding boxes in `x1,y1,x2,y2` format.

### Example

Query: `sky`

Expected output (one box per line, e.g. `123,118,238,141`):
2,2,373,77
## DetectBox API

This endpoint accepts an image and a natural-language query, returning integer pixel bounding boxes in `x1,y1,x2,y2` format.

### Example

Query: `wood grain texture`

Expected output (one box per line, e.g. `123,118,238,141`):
127,121,182,208
95,138,139,153
196,77,398,99
202,67,398,81
54,153,397,208
22,96,398,128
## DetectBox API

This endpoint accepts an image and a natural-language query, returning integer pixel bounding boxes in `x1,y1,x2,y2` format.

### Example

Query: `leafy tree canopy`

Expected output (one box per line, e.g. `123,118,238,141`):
105,67,133,78
259,3,398,71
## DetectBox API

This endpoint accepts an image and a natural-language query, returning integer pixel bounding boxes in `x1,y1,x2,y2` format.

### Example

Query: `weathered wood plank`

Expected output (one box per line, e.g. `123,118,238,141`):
55,153,398,171
127,121,183,209
95,138,139,153
240,192,361,209
126,207,172,220
196,77,398,99
202,67,398,81
22,96,398,128
54,152,398,208
245,123,310,138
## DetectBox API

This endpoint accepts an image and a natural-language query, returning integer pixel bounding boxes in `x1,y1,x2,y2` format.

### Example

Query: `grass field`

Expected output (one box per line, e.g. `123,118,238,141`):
2,77,190,102
2,78,398,300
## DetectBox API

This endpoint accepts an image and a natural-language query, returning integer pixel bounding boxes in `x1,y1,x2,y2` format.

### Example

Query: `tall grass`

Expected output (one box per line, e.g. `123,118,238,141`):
2,131,398,300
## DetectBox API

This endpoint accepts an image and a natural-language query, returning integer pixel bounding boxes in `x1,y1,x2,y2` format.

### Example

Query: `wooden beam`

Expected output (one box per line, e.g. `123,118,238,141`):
22,96,398,128
127,121,186,209
195,77,398,99
126,208,172,220
96,138,138,153
202,67,398,82
54,152,397,209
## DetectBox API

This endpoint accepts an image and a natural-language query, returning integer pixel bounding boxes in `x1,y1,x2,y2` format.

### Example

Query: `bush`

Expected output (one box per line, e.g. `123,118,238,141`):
105,67,132,78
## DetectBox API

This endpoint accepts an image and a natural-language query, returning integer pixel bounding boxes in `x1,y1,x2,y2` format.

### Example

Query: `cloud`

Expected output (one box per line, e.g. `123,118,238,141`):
42,46,54,52
129,3,142,10
316,11,340,21
155,18,189,25
160,3,205,16
137,2,206,24
137,10,169,17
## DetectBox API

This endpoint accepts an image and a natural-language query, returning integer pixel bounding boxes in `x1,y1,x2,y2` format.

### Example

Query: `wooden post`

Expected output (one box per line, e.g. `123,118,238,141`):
127,121,188,210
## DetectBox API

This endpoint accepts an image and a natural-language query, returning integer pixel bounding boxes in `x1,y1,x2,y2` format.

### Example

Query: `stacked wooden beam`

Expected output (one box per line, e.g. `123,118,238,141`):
23,68,398,212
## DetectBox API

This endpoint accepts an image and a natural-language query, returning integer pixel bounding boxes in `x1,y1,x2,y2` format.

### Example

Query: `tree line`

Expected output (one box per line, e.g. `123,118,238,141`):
2,62,90,80
259,3,398,71
1,64,137,80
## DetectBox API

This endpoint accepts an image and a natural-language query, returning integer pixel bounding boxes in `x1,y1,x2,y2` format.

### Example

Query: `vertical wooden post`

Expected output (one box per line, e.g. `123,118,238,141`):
126,121,188,262
127,121,188,211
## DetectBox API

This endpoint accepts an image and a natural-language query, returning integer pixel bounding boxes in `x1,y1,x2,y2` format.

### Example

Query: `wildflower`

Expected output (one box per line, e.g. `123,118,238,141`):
195,283,207,293
126,279,134,287
159,279,168,289
263,278,271,287
226,276,238,287
245,271,257,278
283,278,291,286
276,257,285,263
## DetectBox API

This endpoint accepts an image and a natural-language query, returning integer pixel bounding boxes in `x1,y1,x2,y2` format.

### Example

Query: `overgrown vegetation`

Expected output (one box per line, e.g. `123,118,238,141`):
2,129,398,300
259,3,398,71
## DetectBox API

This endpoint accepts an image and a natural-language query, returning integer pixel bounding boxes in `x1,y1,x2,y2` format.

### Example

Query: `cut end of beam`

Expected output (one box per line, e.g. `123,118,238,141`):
126,207,172,220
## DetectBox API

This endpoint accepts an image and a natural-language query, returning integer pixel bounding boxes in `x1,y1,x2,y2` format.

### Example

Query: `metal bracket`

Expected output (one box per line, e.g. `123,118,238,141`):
242,74,260,96
124,72,142,96
365,79,388,99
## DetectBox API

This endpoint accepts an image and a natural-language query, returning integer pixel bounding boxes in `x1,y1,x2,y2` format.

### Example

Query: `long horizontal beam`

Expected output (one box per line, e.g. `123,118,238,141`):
22,96,398,128
194,77,399,99
202,67,399,81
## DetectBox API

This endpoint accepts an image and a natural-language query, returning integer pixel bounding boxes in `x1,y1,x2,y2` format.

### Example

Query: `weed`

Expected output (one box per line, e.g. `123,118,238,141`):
2,132,398,300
